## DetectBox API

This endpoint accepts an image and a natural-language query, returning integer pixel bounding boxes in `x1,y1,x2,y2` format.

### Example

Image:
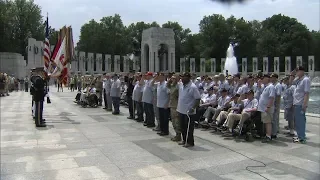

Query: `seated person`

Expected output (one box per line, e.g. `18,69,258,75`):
214,93,241,127
224,90,258,133
196,86,218,121
80,84,97,103
200,89,231,125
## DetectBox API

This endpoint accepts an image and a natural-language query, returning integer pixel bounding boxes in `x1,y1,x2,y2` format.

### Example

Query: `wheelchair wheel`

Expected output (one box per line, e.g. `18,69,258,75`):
245,133,254,142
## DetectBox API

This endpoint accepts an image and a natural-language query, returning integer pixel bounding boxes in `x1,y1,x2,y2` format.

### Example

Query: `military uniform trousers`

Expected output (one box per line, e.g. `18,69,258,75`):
34,101,44,126
104,90,112,110
170,107,180,134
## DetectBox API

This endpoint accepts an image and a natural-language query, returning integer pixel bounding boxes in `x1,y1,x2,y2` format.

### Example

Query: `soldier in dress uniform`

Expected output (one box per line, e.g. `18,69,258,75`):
30,67,47,127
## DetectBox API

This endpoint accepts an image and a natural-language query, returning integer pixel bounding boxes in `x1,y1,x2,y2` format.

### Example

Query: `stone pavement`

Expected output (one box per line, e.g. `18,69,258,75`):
1,87,320,180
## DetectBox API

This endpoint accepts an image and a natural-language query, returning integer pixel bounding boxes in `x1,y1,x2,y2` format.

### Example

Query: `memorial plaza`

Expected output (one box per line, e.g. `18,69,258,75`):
1,87,319,180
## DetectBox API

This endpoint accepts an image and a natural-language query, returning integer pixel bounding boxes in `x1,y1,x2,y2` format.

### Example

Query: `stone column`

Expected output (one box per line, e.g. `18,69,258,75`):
211,58,216,74
285,56,291,75
155,55,160,72
296,56,302,67
242,58,247,76
35,41,43,67
123,56,130,73
27,38,36,67
190,58,195,73
171,51,175,72
274,57,280,74
114,55,120,73
96,53,102,74
88,53,94,74
105,54,111,73
180,58,184,72
252,57,258,73
221,58,226,73
263,57,268,74
79,51,86,75
163,53,167,71
71,59,77,73
134,57,140,71
308,55,315,77
200,58,205,74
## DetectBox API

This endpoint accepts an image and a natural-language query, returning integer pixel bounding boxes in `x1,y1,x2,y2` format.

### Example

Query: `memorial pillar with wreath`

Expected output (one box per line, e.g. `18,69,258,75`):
242,58,247,76
221,58,226,73
190,58,195,73
274,57,279,74
296,56,302,67
263,57,268,74
105,54,111,73
114,55,121,73
211,58,216,74
308,55,315,77
87,53,94,74
200,58,205,74
252,57,258,73
96,53,103,74
285,56,291,75
79,51,86,74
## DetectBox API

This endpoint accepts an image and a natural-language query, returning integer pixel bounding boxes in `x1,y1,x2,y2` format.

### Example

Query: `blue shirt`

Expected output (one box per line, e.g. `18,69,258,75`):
293,76,311,105
133,81,143,101
157,81,169,108
283,84,295,109
258,83,275,113
142,79,154,104
177,81,201,115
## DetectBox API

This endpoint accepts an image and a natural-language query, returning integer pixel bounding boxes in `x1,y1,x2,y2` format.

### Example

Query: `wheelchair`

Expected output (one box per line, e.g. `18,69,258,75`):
79,93,98,108
232,111,260,142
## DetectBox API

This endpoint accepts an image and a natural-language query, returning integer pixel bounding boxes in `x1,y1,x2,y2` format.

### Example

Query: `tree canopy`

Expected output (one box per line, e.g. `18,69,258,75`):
0,0,319,71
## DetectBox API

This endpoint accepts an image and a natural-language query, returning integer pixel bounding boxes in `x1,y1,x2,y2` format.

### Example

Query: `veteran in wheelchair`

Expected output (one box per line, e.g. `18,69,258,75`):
79,83,99,108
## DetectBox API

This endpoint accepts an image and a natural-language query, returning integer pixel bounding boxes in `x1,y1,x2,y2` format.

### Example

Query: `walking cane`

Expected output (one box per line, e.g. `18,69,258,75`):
185,110,191,146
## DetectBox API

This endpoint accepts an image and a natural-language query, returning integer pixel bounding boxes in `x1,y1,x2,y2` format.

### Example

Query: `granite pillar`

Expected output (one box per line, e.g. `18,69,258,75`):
242,58,247,76
263,57,268,74
308,55,315,77
180,58,185,72
114,55,120,73
96,53,102,74
221,58,226,72
88,53,94,74
200,58,205,74
274,57,280,74
252,57,258,73
211,58,216,74
190,58,195,73
296,56,302,67
285,56,291,75
105,54,111,73
79,51,86,75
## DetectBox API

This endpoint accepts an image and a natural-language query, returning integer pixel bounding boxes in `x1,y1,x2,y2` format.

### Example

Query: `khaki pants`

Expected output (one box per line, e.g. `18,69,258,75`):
216,111,229,124
226,112,251,129
170,107,180,134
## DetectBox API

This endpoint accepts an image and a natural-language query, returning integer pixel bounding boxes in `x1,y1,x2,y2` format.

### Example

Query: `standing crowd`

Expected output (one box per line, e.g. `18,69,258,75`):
72,65,310,147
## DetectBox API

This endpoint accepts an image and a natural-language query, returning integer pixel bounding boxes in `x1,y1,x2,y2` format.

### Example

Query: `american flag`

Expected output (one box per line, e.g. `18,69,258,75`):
43,14,51,73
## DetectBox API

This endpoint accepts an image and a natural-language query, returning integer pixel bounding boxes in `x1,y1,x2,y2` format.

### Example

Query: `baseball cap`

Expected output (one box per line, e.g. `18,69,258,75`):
181,72,192,77
296,66,305,71
145,72,153,76
270,73,279,78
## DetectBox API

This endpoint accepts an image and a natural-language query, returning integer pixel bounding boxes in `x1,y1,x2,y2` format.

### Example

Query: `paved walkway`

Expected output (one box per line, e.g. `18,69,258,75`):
1,87,320,180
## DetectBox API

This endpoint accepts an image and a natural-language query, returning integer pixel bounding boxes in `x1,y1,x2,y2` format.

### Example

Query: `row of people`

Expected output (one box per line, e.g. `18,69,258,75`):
81,66,310,146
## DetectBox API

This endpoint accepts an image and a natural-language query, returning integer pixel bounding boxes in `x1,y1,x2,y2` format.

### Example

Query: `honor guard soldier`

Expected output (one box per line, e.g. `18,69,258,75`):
30,67,47,127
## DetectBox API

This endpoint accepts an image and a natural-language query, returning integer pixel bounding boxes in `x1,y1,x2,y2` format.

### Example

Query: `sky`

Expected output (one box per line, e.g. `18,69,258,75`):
34,0,320,44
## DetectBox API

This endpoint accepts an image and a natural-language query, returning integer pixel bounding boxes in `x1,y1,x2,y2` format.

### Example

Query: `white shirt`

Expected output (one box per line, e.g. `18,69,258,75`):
157,81,169,108
217,96,231,109
242,98,258,112
89,87,96,93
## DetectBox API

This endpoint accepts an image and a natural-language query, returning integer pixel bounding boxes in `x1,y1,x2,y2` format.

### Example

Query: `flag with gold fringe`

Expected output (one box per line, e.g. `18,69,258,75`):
50,26,74,85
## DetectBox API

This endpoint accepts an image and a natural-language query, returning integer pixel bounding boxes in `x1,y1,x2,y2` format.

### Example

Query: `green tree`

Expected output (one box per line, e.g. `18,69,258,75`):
0,0,44,56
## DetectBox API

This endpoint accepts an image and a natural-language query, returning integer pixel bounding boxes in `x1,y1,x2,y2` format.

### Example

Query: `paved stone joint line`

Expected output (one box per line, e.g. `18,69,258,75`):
0,89,319,180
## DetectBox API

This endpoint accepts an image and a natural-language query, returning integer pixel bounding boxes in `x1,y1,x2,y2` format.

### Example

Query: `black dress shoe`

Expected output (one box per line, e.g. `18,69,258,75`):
183,143,195,148
143,123,148,126
271,135,277,139
158,132,169,136
127,116,134,119
147,124,156,128
112,112,120,115
136,119,143,122
36,124,46,127
103,107,107,109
